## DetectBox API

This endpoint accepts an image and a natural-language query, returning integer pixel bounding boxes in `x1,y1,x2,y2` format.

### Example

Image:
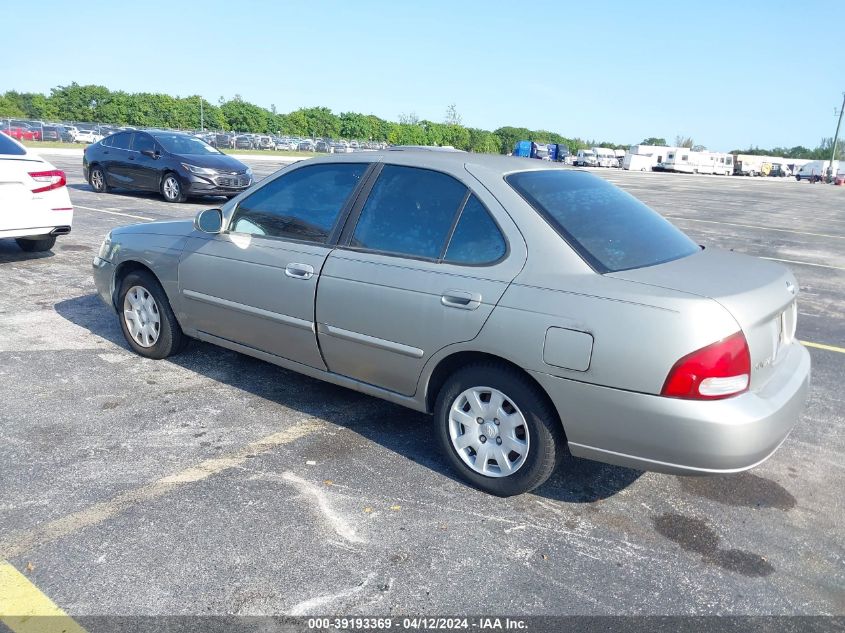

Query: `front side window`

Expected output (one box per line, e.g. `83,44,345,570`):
110,132,132,150
350,165,467,259
132,133,156,154
444,195,506,265
506,170,699,273
230,163,367,243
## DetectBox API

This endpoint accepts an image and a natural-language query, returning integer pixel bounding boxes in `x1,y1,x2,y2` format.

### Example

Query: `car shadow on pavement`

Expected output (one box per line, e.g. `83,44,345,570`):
0,240,55,263
55,292,642,504
67,182,228,205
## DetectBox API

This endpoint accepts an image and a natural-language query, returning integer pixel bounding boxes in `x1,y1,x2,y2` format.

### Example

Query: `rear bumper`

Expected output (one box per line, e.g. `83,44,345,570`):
0,225,71,239
533,342,811,474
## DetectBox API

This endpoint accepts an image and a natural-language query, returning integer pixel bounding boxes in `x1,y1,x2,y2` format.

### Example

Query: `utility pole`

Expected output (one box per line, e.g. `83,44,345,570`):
200,97,204,132
829,92,845,182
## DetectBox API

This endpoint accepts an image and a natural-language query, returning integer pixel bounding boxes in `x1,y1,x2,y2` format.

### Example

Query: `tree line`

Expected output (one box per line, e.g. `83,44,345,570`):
0,83,626,155
2,83,839,159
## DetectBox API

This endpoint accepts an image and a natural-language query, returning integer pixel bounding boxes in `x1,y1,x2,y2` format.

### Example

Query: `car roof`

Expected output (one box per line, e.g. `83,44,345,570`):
305,148,568,177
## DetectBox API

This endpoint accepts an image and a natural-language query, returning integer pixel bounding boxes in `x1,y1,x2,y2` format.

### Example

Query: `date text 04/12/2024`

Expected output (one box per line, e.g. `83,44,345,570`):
306,617,528,630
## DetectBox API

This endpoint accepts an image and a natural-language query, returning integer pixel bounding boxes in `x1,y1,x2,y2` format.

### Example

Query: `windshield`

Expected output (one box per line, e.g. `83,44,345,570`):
506,170,699,273
154,134,222,155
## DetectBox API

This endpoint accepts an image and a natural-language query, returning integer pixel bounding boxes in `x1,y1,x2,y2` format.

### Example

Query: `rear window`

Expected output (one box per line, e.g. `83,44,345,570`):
506,170,699,273
0,133,26,155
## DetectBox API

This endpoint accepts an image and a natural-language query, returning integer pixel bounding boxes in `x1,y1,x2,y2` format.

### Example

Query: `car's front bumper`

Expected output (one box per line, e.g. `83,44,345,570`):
183,173,252,198
92,256,116,311
532,341,811,474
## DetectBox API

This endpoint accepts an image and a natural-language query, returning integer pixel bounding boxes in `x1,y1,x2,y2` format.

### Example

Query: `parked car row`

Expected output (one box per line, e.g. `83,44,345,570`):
197,131,386,153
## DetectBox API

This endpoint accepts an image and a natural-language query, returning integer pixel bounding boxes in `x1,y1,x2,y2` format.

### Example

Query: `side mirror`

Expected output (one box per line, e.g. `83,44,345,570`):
194,208,223,234
141,149,158,159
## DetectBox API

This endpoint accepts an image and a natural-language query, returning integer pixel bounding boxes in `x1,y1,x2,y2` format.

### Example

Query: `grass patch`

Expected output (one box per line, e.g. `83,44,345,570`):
23,141,89,149
221,148,328,158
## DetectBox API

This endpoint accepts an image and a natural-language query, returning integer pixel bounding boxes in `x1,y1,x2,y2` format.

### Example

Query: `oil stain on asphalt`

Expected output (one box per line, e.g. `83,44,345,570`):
653,513,775,577
678,473,797,510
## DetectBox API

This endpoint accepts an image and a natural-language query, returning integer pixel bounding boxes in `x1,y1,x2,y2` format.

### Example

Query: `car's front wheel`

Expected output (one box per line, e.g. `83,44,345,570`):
160,173,186,203
16,236,56,252
434,363,564,496
117,270,186,359
89,166,109,193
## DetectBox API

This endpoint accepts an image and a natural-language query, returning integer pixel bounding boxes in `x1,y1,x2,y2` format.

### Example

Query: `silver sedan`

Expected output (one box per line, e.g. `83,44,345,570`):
92,151,810,496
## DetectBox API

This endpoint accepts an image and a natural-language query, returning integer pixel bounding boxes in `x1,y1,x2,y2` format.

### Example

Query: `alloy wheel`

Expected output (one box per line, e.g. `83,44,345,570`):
163,176,181,201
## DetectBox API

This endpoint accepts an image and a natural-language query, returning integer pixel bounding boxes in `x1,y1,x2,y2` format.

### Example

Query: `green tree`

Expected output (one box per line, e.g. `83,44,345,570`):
297,107,340,138
388,123,427,145
0,95,24,117
221,98,270,132
493,126,532,154
641,137,666,146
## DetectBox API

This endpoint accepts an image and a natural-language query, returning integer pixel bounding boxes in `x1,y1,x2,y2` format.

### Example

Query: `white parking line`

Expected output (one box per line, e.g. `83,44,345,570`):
73,205,153,222
760,257,845,271
666,216,845,240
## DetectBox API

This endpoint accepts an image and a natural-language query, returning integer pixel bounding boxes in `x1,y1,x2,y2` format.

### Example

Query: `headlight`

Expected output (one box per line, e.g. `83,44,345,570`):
245,167,253,177
97,232,115,261
182,163,217,176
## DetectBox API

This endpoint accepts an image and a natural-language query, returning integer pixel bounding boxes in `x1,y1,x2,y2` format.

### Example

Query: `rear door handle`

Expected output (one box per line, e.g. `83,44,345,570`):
285,263,314,280
441,289,482,310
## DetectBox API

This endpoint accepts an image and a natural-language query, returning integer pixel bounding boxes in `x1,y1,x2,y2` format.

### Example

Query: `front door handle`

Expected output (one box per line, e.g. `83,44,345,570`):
441,289,482,310
285,263,314,280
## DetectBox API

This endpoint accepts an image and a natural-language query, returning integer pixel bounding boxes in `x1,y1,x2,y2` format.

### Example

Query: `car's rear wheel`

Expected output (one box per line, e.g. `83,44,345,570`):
117,270,185,359
16,236,56,252
434,363,564,496
160,173,186,203
89,166,109,193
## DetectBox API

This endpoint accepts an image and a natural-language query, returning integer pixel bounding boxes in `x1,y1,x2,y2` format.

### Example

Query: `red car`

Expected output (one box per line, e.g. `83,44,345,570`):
1,127,36,141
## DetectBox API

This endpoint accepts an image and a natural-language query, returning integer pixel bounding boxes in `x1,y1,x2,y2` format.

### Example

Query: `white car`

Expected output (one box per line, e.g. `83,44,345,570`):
73,129,103,144
0,134,73,252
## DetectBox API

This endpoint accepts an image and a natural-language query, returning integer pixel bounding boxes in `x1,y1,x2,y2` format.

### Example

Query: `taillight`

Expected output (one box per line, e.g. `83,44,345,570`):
29,170,67,193
661,331,751,400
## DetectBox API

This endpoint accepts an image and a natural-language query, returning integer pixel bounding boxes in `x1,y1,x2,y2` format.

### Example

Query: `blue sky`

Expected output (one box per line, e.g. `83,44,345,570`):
2,0,841,150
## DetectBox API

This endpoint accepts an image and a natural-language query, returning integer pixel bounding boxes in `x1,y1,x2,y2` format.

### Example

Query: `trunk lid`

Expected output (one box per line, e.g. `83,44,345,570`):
608,248,798,390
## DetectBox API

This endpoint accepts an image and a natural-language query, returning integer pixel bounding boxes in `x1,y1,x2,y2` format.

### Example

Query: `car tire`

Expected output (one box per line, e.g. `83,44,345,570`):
89,166,110,193
160,173,186,203
434,362,564,496
117,270,186,359
15,236,56,252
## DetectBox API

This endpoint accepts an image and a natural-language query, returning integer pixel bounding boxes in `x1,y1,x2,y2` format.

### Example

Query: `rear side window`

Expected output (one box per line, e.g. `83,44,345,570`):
231,163,367,243
506,170,698,273
0,133,26,155
350,165,467,259
444,195,506,265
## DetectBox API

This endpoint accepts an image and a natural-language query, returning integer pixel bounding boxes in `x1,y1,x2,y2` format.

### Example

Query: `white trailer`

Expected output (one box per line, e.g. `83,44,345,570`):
592,147,617,168
614,148,625,167
661,150,733,175
622,145,673,171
